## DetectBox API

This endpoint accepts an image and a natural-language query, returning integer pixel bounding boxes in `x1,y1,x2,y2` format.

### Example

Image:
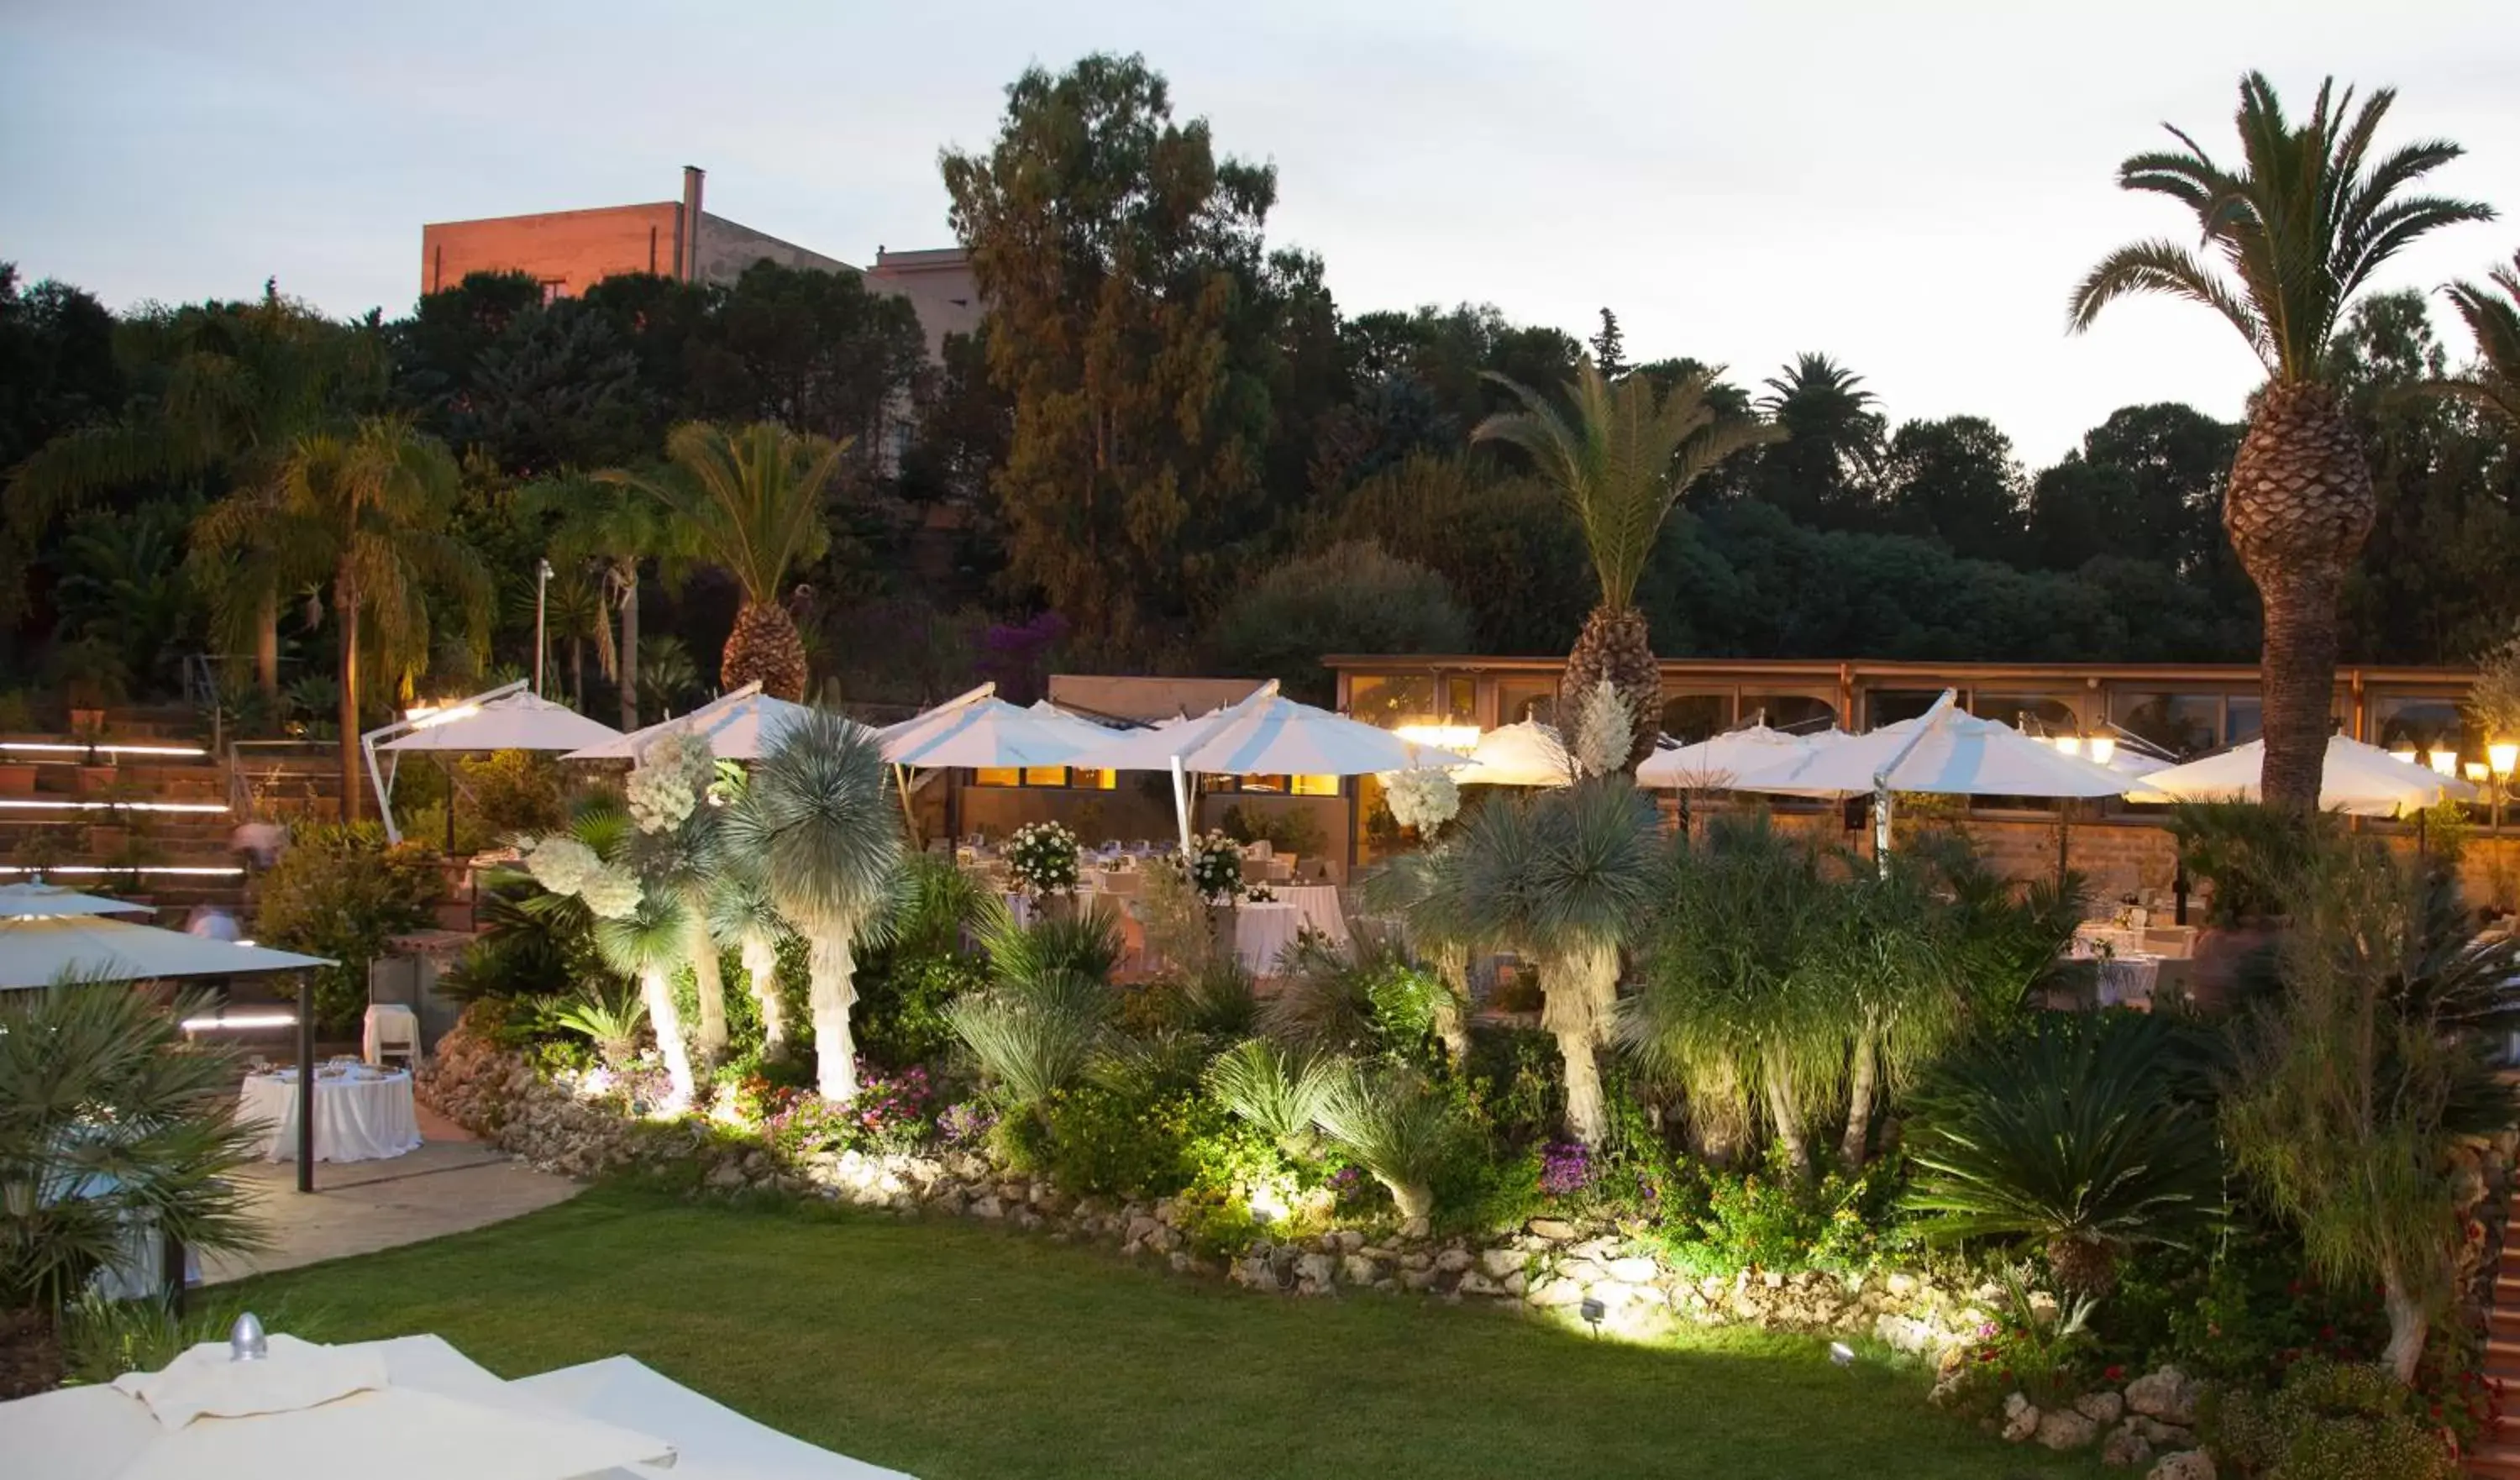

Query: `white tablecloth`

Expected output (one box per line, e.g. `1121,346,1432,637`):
1235,903,1309,974
2096,954,2163,1007
240,1068,422,1163
1275,885,1348,947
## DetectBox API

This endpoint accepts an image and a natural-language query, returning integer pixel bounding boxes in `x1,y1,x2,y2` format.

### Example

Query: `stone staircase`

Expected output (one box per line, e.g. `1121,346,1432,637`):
2476,1246,2520,1477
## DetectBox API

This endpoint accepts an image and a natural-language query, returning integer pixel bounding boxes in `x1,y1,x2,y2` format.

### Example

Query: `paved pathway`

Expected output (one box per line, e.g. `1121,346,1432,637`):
202,1104,582,1284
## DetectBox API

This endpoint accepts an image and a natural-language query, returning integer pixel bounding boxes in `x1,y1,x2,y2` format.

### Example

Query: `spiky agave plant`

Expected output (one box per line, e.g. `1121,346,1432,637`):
1311,1067,1461,1222
547,985,651,1070
1205,1038,1342,1149
943,969,1110,1111
1904,1012,2223,1296
974,897,1124,989
1475,359,1777,772
2069,73,2492,813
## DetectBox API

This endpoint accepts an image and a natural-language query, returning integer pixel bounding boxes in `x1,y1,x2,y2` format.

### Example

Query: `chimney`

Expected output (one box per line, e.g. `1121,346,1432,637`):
679,165,706,284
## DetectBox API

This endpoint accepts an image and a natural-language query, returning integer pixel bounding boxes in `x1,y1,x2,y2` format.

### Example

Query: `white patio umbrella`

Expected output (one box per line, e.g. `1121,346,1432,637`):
876,684,1121,839
1637,723,1846,792
2124,733,2477,816
0,881,150,918
0,1330,677,1480
0,916,331,989
1071,680,1461,852
565,681,831,762
517,1354,914,1478
363,681,627,844
1453,720,1576,787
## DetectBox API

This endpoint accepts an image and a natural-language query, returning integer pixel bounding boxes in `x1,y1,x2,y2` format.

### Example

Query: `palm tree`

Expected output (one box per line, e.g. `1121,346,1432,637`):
526,474,673,729
2424,249,2520,427
707,867,792,1051
2068,72,2493,813
1751,354,1887,523
535,564,611,711
1413,779,1660,1145
8,292,385,702
591,890,698,1109
195,417,491,819
1475,360,1776,771
598,422,847,701
722,708,904,1100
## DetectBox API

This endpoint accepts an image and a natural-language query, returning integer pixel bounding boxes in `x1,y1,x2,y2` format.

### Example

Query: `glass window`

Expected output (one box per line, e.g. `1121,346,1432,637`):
1865,689,1945,731
1443,676,1476,725
1497,677,1558,727
2373,695,2470,765
2225,695,2262,746
1070,769,1116,791
1290,774,1341,797
1742,694,1836,733
1660,693,1730,743
972,767,1021,788
1347,674,1434,729
1971,692,2079,736
2111,692,2222,758
1021,767,1067,788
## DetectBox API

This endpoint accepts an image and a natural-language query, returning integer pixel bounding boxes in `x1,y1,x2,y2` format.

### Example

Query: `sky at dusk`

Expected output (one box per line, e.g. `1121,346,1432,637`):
4,0,2516,462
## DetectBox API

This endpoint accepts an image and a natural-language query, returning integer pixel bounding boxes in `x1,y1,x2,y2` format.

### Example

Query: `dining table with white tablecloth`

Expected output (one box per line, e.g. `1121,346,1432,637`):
239,1064,423,1163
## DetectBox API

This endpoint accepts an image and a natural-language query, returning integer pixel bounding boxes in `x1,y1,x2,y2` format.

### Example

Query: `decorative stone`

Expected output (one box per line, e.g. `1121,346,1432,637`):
1434,1249,1473,1274
1478,1248,1524,1279
2075,1391,2125,1426
1607,1257,1660,1283
2131,1418,2192,1447
2100,1420,2154,1468
1457,1271,1502,1297
1527,1218,1578,1241
1294,1252,1337,1287
2034,1409,2098,1451
2124,1367,2198,1425
2145,1452,2214,1480
2000,1392,2039,1443
1340,1254,1382,1285
971,1194,1005,1220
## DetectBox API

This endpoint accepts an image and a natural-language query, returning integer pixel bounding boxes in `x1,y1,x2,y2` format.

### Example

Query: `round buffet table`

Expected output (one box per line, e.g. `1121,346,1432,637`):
239,1065,423,1163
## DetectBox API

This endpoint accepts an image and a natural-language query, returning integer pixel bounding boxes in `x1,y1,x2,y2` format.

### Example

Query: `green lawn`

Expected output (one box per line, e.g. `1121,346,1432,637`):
244,1187,2101,1479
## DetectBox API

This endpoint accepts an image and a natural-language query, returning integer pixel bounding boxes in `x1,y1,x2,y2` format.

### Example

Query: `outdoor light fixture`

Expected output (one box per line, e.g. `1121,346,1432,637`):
2053,735,2083,758
1578,1298,1605,1338
2467,762,2491,785
2087,737,2118,766
1392,723,1481,753
181,1012,297,1032
1829,1341,1856,1367
2429,748,2460,778
228,1311,269,1362
2391,747,2421,766
2492,742,2519,779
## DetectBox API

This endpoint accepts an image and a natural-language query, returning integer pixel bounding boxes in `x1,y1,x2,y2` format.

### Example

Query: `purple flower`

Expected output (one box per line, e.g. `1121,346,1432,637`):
937,1102,996,1146
1540,1141,1592,1197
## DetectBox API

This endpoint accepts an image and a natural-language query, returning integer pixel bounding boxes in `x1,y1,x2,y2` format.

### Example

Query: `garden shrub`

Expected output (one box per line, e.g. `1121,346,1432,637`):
1459,1024,1563,1147
1653,1146,1909,1278
851,948,986,1069
253,822,444,1030
2205,1358,2459,1479
454,748,565,839
2166,800,2326,925
1172,1120,1338,1257
1032,1084,1223,1198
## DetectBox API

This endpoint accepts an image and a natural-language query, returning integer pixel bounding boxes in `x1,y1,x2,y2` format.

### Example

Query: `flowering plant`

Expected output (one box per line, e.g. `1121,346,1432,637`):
627,731,717,833
1540,1141,1593,1198
1570,679,1633,778
1380,766,1461,837
1004,821,1081,896
521,833,641,918
937,1100,997,1147
1245,884,1277,904
1183,830,1243,903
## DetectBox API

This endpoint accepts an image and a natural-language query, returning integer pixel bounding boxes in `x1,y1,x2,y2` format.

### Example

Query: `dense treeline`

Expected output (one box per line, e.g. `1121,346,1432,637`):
2,53,2515,735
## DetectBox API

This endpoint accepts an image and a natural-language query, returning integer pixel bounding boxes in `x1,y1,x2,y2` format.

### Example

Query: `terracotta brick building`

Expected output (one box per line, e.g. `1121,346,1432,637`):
419,165,979,359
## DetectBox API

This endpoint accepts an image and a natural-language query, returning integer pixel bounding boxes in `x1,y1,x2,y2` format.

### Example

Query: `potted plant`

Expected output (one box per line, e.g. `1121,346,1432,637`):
1184,830,1245,958
2166,800,2317,1010
1003,821,1081,919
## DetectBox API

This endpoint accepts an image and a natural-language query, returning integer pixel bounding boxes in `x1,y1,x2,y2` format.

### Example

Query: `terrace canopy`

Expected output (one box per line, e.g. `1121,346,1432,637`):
1072,680,1458,851
1452,721,1575,787
0,914,332,989
2123,734,2478,816
1637,723,1845,792
564,682,828,763
364,681,626,843
877,684,1119,840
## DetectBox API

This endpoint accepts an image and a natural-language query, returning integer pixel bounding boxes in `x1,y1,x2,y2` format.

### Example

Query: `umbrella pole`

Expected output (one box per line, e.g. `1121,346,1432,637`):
295,974,315,1194
1169,757,1194,855
1872,784,1893,878
444,755,457,853
894,764,921,848
2056,800,2071,892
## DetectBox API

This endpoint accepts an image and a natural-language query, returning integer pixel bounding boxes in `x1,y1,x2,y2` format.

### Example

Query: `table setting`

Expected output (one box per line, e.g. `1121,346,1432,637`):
238,1058,423,1163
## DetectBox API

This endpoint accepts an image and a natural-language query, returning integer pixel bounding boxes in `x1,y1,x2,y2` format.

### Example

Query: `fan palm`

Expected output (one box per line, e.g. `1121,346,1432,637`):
1424,779,1660,1145
591,890,698,1108
0,979,269,1323
2068,73,2493,813
1475,360,1776,771
597,422,847,701
1311,1066,1460,1223
720,707,903,1100
524,474,675,729
706,866,793,1051
2424,250,2520,428
7,293,385,701
194,416,491,819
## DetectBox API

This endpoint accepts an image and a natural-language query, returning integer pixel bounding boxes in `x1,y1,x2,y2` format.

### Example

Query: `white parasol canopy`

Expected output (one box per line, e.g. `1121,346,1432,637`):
0,882,150,918
565,682,834,762
1638,724,1846,792
1730,695,2135,801
1072,680,1462,851
1453,720,1577,787
2124,733,2478,816
0,916,332,989
877,683,1115,769
378,690,622,754
517,1354,914,1478
0,1331,678,1480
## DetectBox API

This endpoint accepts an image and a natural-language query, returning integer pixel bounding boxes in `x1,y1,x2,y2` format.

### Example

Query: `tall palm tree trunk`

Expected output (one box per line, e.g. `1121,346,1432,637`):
807,933,860,1101
689,922,729,1060
1840,1017,1880,1171
570,639,586,711
2381,1260,2427,1383
1766,1063,1812,1178
618,567,639,731
1542,943,1619,1145
337,594,362,822
639,964,696,1109
255,589,280,704
741,932,785,1049
1431,942,1472,1063
2224,383,2375,815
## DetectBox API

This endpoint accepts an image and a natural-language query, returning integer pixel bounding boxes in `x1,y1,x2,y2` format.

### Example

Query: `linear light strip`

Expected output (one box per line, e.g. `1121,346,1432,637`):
0,743,210,758
181,1013,298,1031
0,800,229,813
0,864,246,877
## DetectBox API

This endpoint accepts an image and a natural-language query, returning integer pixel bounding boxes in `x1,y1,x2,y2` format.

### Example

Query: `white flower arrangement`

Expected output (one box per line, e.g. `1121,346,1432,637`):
1183,830,1244,904
1004,821,1082,897
627,730,717,834
1380,766,1462,837
522,833,643,920
1571,679,1634,779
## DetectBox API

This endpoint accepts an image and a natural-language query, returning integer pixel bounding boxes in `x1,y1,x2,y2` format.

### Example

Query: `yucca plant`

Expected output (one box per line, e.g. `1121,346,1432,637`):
0,980,268,1325
943,970,1110,1110
2069,73,2492,813
1905,1012,2223,1295
974,898,1123,990
1474,360,1777,771
1311,1068,1460,1222
1205,1038,1342,1149
706,865,794,1051
547,985,650,1069
591,890,697,1107
1156,958,1260,1039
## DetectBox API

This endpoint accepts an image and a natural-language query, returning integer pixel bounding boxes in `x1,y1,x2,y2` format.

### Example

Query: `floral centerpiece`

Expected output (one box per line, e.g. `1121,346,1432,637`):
1246,884,1277,904
1380,766,1462,838
1004,820,1082,897
1184,830,1244,904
